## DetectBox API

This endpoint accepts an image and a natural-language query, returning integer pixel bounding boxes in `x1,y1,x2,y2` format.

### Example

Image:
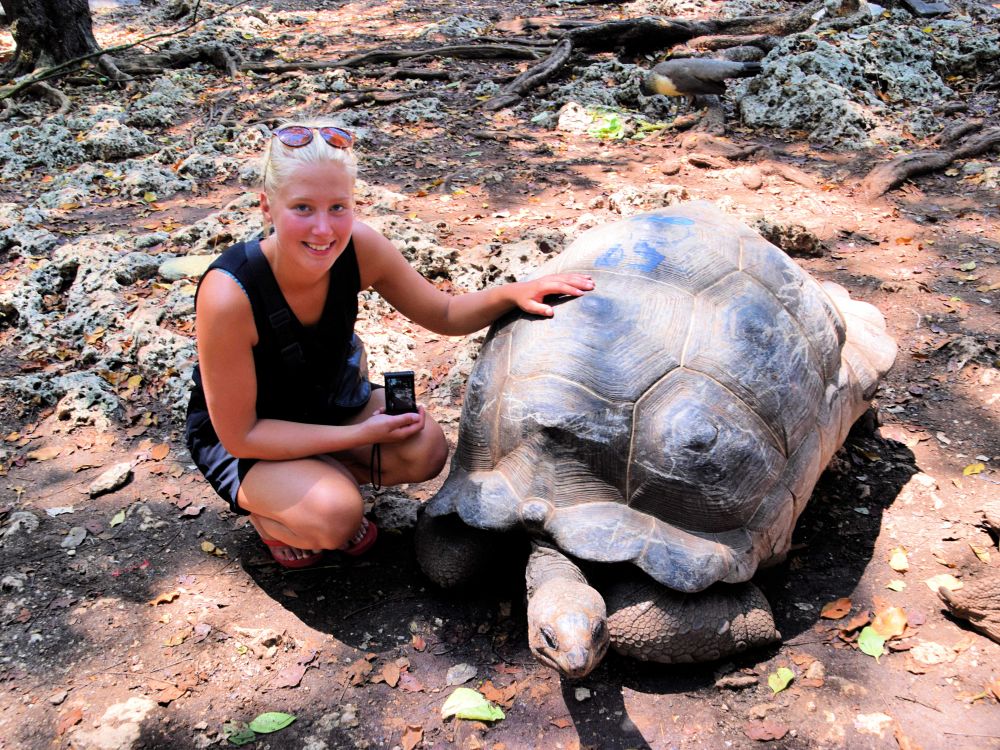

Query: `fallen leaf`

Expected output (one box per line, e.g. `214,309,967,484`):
401,724,423,750
871,607,908,639
249,712,296,734
744,719,789,741
768,667,795,693
889,547,909,572
989,678,1000,702
924,574,963,593
154,683,186,705
446,662,478,686
344,659,372,686
969,543,991,563
57,707,83,735
962,462,985,476
910,641,956,666
379,661,401,688
886,580,906,591
27,445,61,461
480,679,518,709
109,510,126,527
858,627,887,660
411,634,426,652
820,597,852,619
397,671,425,693
842,611,871,632
441,687,505,722
164,627,192,647
222,721,256,746
148,590,181,606
273,664,307,689
550,717,572,729
150,443,170,461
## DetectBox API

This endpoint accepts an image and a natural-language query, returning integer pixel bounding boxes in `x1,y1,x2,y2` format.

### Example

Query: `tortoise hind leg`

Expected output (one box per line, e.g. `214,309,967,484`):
415,512,496,588
605,578,780,664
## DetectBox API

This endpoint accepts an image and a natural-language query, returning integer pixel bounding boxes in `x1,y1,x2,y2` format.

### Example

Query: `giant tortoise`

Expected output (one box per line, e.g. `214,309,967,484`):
416,203,897,678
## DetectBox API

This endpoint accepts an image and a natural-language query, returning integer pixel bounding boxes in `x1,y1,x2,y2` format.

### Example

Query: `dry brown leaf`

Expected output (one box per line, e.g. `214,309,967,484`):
480,679,518,709
344,659,372,687
154,684,185,705
57,707,83,735
893,723,922,750
164,627,192,647
380,661,401,688
989,678,1000,702
842,611,871,632
924,574,963,593
889,547,909,572
550,717,572,729
411,634,427,652
744,719,789,741
273,664,308,689
148,590,181,606
26,445,61,461
871,607,908,639
150,443,170,461
401,724,423,750
820,597,852,619
398,671,425,693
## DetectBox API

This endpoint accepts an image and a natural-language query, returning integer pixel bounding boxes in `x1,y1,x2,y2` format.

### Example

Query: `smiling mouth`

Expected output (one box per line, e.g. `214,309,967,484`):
304,242,333,253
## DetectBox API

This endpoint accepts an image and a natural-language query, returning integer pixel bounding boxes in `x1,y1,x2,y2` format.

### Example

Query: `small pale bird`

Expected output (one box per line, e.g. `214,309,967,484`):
642,58,764,99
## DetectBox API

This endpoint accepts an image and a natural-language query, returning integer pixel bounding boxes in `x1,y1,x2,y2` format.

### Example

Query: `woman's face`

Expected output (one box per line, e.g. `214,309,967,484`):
260,160,355,273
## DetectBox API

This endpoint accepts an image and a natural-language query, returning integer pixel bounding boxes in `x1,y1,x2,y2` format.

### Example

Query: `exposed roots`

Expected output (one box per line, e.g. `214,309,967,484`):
482,39,573,111
860,126,1000,198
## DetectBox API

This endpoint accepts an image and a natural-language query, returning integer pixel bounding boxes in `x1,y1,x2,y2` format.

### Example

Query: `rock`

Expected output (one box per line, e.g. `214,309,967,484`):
899,0,950,16
89,462,134,497
607,183,688,215
115,252,163,285
48,690,68,705
61,527,88,549
71,697,157,750
1,572,28,591
158,254,219,281
80,120,157,162
0,511,40,541
753,218,826,257
446,662,477,685
715,672,759,689
741,166,764,190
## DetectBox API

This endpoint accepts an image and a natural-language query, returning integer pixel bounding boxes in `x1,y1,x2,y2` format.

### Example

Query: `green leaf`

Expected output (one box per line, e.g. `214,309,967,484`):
858,626,886,661
142,191,158,203
768,667,795,693
958,262,977,271
587,111,625,140
109,510,126,527
249,712,296,734
222,722,256,746
441,687,505,722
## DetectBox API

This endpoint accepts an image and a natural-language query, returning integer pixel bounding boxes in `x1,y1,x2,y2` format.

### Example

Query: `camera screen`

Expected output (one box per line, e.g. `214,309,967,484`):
384,371,417,415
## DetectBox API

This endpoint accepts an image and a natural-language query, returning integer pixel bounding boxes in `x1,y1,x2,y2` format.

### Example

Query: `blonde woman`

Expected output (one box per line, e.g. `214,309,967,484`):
185,122,594,568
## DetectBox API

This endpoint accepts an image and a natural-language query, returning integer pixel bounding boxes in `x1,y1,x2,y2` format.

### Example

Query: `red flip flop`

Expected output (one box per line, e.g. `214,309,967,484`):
340,517,378,557
261,538,324,569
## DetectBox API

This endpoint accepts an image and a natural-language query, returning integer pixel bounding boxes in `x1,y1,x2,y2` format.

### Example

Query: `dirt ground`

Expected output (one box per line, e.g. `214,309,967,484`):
0,0,998,748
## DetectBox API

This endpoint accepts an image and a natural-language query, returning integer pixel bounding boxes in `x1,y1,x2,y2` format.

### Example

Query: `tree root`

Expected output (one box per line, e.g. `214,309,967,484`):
326,90,428,112
27,82,71,114
860,126,1000,198
561,0,824,51
482,38,573,111
118,42,241,77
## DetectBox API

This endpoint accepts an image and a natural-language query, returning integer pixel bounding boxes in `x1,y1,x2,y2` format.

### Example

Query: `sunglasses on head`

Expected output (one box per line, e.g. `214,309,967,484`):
272,125,355,149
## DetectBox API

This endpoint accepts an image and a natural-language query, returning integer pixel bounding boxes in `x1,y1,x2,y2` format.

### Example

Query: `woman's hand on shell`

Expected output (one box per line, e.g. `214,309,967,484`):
513,273,595,317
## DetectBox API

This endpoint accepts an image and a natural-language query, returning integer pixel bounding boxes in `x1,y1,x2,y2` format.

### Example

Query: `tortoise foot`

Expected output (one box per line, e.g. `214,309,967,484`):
415,512,495,589
606,579,780,664
939,568,1000,644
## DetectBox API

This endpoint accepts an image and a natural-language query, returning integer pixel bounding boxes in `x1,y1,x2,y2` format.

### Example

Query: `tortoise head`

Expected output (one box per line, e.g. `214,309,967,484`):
527,580,610,679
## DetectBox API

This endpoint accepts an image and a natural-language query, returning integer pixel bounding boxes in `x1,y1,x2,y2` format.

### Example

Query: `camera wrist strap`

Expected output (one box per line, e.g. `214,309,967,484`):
370,443,382,490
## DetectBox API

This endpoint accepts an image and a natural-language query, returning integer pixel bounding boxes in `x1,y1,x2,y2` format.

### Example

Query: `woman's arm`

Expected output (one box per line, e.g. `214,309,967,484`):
196,269,421,460
354,222,594,336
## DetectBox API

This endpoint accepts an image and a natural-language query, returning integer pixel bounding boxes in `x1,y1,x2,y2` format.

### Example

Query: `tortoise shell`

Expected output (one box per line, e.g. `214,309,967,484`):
425,204,895,593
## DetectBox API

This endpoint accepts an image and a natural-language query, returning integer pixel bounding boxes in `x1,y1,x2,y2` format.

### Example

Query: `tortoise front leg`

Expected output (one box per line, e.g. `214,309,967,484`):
606,578,780,664
415,512,496,588
525,542,610,679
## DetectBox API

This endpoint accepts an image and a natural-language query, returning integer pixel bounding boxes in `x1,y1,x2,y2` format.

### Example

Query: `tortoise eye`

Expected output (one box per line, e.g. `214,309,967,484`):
541,627,558,650
592,621,607,641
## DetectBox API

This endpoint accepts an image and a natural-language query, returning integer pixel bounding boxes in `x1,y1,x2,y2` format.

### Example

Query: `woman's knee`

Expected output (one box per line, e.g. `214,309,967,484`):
299,486,364,549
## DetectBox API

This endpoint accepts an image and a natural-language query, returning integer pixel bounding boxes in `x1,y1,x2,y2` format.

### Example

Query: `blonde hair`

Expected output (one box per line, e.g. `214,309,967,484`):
260,119,358,195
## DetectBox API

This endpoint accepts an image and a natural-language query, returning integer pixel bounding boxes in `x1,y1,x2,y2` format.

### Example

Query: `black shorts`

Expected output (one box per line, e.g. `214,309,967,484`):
184,393,375,515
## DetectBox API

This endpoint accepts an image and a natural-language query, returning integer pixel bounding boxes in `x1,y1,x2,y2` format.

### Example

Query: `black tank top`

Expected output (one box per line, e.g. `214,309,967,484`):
188,237,363,425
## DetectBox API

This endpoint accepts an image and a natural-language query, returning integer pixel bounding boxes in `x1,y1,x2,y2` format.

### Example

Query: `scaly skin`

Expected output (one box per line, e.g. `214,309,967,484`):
525,543,609,679
939,571,1000,644
606,578,780,664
